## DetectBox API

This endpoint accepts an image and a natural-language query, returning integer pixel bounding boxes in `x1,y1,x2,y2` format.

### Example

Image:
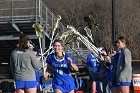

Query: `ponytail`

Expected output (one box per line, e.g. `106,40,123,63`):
117,36,133,45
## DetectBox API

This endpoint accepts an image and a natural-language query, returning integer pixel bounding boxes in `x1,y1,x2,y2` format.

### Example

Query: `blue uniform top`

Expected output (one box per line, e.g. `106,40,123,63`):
46,52,75,92
112,51,121,72
87,53,101,80
108,51,121,83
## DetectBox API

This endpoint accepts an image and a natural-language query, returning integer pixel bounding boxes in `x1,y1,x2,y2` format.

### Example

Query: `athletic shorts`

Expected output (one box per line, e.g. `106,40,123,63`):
115,80,131,86
15,80,37,89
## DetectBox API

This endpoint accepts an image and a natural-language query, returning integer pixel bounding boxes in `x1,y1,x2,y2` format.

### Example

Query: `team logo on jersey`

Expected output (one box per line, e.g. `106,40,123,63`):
52,63,67,68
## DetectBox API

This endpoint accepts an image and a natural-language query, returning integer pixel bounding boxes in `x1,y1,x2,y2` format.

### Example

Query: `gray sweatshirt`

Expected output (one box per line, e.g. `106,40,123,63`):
116,47,132,82
10,48,43,81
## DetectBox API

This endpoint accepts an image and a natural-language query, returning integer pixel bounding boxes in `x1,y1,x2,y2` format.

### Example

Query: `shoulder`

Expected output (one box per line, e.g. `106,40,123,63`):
65,52,71,56
123,47,131,54
87,53,95,58
65,52,73,57
49,52,55,56
64,52,74,60
11,48,23,55
47,53,55,59
11,48,18,53
26,49,35,55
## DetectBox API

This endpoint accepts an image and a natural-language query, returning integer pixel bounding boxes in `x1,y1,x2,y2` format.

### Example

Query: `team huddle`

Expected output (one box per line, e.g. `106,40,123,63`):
10,34,132,93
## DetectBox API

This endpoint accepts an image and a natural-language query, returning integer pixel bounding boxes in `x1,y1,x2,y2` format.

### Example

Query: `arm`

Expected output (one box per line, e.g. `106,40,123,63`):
46,64,52,74
44,54,53,77
118,49,132,80
44,64,52,78
67,57,79,71
29,51,43,70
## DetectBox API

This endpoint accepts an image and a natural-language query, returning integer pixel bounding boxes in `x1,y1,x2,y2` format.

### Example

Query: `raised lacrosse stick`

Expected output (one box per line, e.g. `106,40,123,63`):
38,31,69,60
48,15,61,54
32,23,46,75
84,26,94,43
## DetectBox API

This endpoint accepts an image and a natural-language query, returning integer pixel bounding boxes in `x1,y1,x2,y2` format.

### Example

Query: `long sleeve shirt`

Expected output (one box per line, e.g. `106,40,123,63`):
116,47,132,82
10,48,42,81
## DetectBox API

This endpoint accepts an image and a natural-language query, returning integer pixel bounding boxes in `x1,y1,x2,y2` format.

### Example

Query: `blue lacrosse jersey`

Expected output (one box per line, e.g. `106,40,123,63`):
87,53,101,73
46,52,75,92
108,51,121,82
111,51,121,71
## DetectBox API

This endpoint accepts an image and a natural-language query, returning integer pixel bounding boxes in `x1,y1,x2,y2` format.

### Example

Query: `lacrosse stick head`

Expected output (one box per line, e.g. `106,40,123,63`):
65,34,77,45
67,25,79,35
60,31,69,40
32,23,43,37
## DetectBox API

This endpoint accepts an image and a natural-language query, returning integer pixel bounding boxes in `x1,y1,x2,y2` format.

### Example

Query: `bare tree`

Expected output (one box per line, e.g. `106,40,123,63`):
44,0,140,59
